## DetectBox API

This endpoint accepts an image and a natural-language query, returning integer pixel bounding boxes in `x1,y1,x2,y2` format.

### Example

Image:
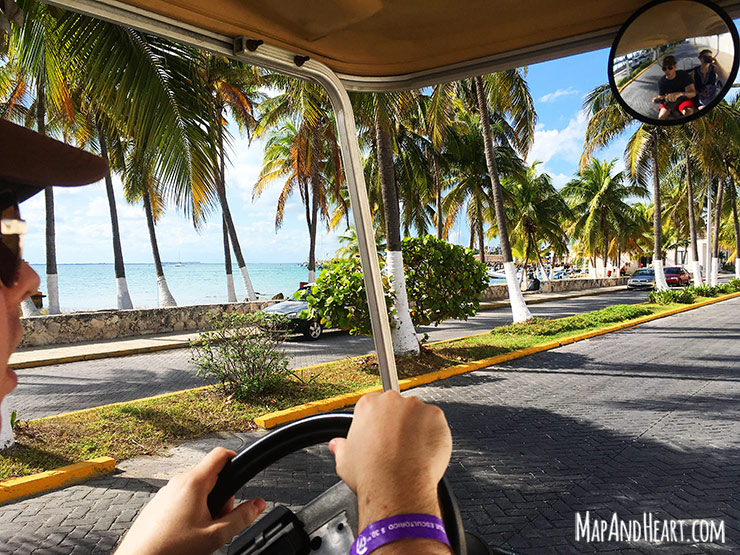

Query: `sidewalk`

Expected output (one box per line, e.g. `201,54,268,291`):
9,285,628,370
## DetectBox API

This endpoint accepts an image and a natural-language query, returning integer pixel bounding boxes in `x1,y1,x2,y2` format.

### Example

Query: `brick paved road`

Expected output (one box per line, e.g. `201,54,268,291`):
1,295,738,554
7,289,647,420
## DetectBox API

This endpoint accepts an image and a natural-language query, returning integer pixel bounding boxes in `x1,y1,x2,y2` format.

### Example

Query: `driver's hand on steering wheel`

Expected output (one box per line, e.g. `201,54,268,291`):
329,391,453,554
114,447,266,555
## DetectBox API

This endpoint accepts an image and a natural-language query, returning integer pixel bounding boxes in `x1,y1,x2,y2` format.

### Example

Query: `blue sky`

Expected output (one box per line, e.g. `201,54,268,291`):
22,47,631,265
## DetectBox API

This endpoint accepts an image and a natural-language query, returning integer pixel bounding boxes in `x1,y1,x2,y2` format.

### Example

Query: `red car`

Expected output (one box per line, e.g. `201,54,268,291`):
664,266,691,287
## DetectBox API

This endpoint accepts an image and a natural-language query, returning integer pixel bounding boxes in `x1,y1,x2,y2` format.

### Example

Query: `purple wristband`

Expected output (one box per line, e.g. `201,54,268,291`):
350,513,450,555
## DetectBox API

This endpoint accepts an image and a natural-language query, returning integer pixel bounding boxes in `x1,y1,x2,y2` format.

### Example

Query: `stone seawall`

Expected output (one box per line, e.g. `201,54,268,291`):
481,277,628,301
20,301,276,348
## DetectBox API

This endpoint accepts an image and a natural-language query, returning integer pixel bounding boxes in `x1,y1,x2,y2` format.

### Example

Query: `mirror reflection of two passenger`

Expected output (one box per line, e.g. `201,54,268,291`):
652,50,725,120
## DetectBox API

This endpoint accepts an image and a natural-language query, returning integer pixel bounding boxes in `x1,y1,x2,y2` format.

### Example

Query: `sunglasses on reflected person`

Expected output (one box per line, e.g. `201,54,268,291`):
663,66,675,71
0,190,26,288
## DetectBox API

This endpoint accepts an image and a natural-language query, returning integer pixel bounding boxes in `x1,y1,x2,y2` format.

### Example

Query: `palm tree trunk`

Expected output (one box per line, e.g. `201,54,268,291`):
477,218,485,264
223,214,237,302
711,177,725,285
474,76,531,322
36,77,57,315
651,130,669,290
686,155,702,285
217,114,256,301
603,233,609,278
97,119,133,310
375,103,418,355
731,178,740,279
143,192,176,307
307,135,321,282
434,156,443,240
536,250,550,283
705,172,712,282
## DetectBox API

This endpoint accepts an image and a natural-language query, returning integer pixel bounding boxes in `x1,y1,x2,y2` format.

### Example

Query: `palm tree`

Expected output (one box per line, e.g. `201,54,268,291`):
199,53,262,301
443,107,525,262
122,144,177,306
583,84,674,289
563,159,648,276
504,161,570,281
6,1,74,314
470,70,536,322
253,118,342,281
255,76,344,282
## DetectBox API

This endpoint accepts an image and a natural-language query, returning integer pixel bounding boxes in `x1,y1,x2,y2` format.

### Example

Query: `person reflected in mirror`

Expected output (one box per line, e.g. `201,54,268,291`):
652,55,696,119
691,49,727,108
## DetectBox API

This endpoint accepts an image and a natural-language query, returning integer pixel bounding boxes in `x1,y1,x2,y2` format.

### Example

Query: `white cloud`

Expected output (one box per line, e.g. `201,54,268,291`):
539,87,580,103
527,111,588,166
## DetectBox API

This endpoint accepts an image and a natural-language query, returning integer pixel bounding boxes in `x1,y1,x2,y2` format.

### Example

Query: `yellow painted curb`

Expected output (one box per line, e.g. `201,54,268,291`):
0,457,115,504
254,291,740,429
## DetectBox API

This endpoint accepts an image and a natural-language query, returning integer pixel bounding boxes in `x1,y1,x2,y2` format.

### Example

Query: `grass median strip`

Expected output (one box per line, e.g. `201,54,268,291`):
1,294,737,482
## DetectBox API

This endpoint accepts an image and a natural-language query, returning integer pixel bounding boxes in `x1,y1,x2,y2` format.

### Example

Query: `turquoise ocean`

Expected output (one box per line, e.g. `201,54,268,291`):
29,263,311,313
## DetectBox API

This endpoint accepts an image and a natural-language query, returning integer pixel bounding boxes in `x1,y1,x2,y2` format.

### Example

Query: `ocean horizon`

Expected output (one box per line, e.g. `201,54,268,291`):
29,262,312,313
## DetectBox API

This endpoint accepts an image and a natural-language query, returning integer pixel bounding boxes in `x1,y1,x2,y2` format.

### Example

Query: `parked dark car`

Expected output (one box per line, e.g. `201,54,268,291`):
664,266,691,287
262,287,323,340
627,268,655,289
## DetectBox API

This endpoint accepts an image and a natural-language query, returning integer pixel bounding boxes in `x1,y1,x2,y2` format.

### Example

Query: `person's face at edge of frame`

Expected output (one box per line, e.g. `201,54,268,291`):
1,258,40,406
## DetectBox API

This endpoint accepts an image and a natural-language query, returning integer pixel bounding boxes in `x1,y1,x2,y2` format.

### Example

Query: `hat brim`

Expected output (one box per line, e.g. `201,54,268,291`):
0,119,108,203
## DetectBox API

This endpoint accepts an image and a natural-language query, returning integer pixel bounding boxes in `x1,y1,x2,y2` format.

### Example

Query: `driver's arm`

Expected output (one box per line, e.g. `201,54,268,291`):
684,83,697,98
114,448,266,555
330,391,453,554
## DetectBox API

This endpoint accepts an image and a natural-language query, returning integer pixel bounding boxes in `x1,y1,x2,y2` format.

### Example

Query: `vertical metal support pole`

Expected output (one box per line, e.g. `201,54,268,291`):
319,78,400,392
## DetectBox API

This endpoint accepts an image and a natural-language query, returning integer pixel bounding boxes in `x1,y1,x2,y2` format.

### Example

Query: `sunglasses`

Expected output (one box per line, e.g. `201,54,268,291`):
662,65,675,71
0,191,26,288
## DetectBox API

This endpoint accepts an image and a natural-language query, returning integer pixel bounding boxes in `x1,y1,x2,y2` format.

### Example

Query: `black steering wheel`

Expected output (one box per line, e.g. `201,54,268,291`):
207,412,467,555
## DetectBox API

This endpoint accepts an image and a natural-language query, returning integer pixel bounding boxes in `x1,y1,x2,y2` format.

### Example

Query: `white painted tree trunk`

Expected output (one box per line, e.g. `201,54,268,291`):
116,277,134,310
539,264,550,282
504,261,532,323
226,273,237,302
20,298,39,317
46,273,60,314
521,271,529,291
653,259,670,290
0,399,14,450
736,258,740,279
710,257,719,286
691,258,703,286
239,266,257,301
308,269,316,282
157,276,177,307
386,251,419,356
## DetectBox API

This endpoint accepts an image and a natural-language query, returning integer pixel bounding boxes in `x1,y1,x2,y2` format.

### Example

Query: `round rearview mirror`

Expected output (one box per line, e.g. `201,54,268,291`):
609,0,739,126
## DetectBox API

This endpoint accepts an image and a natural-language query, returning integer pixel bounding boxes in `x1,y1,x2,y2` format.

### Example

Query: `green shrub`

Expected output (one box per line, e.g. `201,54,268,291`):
302,258,394,336
729,278,740,291
304,236,488,336
648,289,695,305
714,283,732,295
686,284,718,297
402,236,489,326
491,304,653,336
191,311,292,400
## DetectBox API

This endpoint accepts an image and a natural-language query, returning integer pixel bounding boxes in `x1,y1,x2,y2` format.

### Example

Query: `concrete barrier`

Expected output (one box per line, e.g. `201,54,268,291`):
481,277,628,301
20,301,276,348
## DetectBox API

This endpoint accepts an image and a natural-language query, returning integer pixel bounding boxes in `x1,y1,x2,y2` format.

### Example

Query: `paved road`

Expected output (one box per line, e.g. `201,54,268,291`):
620,43,700,119
7,289,648,420
0,294,737,554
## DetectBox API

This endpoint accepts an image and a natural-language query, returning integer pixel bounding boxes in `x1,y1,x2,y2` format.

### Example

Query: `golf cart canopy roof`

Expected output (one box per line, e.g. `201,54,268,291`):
49,0,740,91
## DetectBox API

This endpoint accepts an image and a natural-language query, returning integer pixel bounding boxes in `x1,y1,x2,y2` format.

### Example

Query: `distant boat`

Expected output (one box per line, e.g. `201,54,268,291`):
487,270,507,279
